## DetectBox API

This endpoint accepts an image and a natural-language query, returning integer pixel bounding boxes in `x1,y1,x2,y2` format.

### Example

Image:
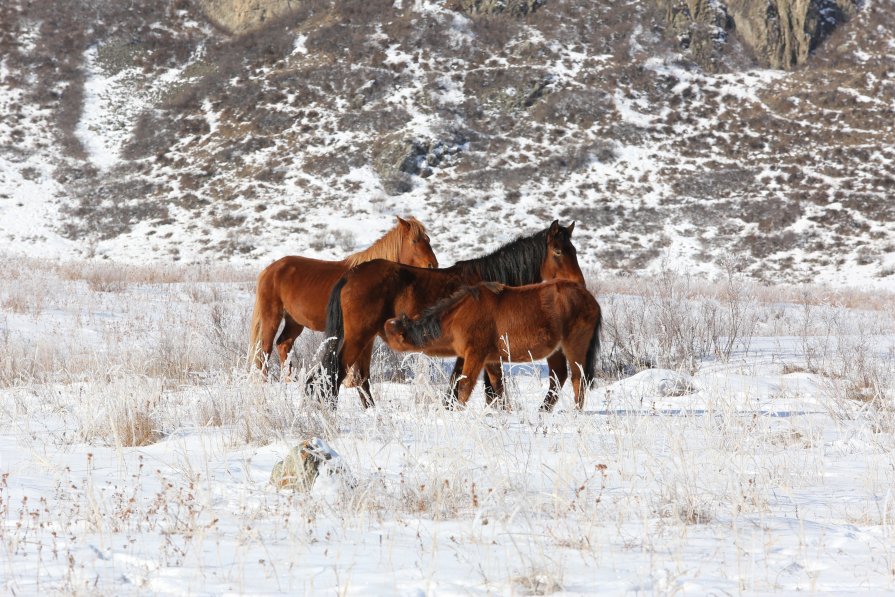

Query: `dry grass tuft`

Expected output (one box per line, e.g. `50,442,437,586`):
83,264,129,293
108,396,164,447
766,429,813,448
114,404,164,447
512,566,565,596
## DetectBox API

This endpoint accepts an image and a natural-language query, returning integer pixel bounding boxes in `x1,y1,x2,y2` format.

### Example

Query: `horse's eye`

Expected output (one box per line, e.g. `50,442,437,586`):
552,249,562,257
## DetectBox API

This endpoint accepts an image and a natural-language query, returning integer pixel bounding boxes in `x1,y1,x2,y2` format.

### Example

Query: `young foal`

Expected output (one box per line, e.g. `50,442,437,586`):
383,280,602,411
248,216,437,396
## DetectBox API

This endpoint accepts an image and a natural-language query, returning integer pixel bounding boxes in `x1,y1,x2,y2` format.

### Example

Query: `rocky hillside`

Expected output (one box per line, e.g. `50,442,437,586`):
1,0,893,286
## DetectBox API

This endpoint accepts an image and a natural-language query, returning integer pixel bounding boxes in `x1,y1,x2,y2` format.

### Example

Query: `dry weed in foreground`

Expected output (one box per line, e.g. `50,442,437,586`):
110,399,164,447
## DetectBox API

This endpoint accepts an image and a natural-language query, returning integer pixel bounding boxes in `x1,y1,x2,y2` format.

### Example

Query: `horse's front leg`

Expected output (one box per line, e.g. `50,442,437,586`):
456,355,485,406
484,363,508,409
447,357,465,407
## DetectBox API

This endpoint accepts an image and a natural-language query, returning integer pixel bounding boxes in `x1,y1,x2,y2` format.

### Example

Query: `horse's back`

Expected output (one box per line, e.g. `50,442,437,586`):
342,259,461,319
257,255,351,330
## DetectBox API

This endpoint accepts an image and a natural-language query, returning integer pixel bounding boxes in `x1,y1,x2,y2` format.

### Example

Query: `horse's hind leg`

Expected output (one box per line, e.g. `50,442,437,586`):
257,306,284,380
540,351,569,412
336,328,379,401
353,340,376,409
562,340,591,410
275,314,304,380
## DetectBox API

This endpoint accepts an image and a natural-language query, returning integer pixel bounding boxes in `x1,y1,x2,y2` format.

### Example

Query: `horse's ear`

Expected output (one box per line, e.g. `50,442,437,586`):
566,221,575,236
396,216,411,229
548,219,560,237
385,318,403,337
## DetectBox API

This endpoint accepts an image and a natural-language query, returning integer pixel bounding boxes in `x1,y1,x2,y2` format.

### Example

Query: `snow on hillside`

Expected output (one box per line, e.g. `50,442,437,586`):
0,54,69,258
1,0,894,289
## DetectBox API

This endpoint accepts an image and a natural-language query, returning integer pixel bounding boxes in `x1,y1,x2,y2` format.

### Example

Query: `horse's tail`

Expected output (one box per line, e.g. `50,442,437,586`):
247,293,264,370
584,303,602,384
321,275,349,388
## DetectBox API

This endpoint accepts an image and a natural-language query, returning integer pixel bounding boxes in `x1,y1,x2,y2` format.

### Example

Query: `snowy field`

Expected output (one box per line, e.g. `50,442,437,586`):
2,254,895,595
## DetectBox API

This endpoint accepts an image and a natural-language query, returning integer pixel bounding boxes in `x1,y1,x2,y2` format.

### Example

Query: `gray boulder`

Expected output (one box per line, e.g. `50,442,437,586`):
270,437,338,491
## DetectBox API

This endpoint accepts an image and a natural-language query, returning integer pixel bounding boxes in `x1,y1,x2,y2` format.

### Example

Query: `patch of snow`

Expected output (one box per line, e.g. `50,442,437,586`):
613,89,655,127
292,34,308,55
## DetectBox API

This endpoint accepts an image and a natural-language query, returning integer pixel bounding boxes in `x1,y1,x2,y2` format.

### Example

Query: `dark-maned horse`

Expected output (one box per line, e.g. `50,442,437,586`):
319,220,584,407
383,280,602,410
248,216,438,387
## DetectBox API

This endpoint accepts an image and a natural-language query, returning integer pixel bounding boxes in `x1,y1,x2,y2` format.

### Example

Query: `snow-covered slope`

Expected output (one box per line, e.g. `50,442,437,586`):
1,0,894,288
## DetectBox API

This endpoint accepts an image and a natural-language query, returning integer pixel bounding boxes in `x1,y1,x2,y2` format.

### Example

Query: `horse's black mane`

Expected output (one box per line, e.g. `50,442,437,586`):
452,228,550,286
398,284,499,347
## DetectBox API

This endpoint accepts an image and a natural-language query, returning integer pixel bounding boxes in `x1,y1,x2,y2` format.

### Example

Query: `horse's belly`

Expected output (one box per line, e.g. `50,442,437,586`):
494,329,560,363
421,347,459,358
283,280,338,331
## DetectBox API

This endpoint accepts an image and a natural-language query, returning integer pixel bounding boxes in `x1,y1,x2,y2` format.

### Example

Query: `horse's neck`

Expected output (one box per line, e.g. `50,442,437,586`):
443,262,486,285
447,259,540,286
343,232,400,267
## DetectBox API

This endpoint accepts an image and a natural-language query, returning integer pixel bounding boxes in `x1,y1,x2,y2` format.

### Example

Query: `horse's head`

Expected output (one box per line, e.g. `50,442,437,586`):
541,220,585,285
396,216,438,269
383,315,414,351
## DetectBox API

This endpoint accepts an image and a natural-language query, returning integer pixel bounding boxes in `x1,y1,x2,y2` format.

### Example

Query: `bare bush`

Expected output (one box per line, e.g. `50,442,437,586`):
208,301,251,369
78,380,165,447
596,260,757,376
1,277,47,316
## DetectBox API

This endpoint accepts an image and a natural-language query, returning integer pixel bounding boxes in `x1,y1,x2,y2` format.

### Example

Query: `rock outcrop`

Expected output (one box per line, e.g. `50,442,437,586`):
372,133,466,195
658,0,858,69
198,0,300,35
450,0,545,16
656,0,731,72
727,0,856,68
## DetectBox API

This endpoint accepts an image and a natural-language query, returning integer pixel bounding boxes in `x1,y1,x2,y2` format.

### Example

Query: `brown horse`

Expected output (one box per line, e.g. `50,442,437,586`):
383,280,602,410
318,220,585,407
248,216,438,389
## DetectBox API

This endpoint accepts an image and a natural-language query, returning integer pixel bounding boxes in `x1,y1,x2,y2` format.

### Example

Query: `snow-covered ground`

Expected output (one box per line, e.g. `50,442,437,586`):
1,257,894,594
